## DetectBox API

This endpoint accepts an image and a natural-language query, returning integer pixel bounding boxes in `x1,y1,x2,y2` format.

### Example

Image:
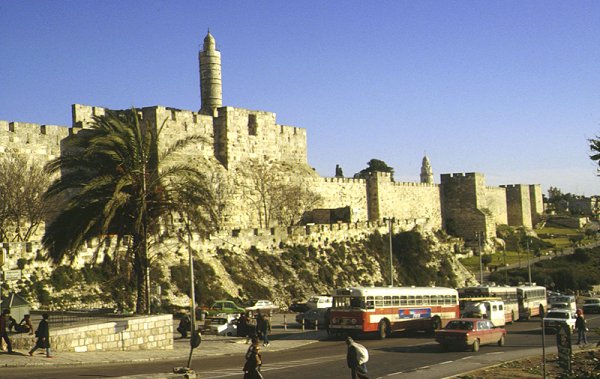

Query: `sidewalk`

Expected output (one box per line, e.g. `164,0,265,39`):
0,321,325,370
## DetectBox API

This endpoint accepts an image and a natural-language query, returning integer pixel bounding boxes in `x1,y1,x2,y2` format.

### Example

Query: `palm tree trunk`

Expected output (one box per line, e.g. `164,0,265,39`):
133,236,149,314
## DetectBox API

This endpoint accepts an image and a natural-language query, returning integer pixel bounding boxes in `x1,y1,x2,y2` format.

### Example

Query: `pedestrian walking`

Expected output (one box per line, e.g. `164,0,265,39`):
177,314,191,338
575,309,588,345
243,335,264,379
0,309,14,353
257,312,271,346
346,336,369,379
29,313,52,358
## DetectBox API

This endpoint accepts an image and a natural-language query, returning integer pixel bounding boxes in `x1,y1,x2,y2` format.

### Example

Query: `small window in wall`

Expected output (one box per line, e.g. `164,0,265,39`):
170,109,177,121
248,114,257,135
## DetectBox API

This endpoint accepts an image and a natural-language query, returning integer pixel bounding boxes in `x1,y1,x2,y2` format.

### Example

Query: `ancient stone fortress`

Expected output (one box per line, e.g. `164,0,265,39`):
0,32,543,245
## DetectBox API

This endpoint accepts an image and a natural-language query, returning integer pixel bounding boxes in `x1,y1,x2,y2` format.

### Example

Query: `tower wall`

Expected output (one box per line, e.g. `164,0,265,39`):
485,186,508,225
440,173,496,240
367,172,442,229
502,184,533,228
529,184,544,225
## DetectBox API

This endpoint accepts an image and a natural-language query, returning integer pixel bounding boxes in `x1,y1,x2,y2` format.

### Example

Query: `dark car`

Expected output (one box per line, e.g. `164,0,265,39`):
295,308,329,328
435,318,507,352
582,298,600,314
289,302,309,313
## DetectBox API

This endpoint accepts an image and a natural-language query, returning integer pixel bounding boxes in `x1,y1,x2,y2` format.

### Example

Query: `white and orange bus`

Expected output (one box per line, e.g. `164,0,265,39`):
328,286,460,339
458,285,519,323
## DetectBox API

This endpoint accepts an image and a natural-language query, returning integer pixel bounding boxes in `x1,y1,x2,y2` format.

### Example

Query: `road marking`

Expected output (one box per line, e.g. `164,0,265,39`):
459,355,474,360
439,360,453,365
485,351,504,355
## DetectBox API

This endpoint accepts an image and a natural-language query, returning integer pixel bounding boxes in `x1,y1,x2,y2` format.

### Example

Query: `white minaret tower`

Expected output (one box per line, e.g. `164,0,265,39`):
420,155,434,184
199,31,222,115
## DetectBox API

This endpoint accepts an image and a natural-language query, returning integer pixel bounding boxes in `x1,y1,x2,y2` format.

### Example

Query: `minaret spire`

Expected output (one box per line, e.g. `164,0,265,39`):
420,155,434,184
199,30,222,115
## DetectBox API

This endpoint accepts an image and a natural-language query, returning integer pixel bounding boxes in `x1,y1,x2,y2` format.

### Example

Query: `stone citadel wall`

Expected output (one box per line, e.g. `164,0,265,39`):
0,32,544,245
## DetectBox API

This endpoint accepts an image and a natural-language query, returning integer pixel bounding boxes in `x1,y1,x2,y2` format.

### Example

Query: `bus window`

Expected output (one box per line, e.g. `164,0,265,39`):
384,296,391,306
423,295,430,305
400,295,407,306
415,295,423,305
375,296,384,307
392,296,400,306
408,296,415,306
366,297,374,309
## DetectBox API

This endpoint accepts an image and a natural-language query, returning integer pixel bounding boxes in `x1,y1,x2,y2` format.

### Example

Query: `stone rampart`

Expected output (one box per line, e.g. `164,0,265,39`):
0,120,68,161
311,177,368,222
501,184,533,228
10,314,173,352
485,186,508,225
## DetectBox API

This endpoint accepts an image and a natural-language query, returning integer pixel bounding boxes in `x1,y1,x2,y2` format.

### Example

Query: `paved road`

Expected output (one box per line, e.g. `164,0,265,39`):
2,314,598,379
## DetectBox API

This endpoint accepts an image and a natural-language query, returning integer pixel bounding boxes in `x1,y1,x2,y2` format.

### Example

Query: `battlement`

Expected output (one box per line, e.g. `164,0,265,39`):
500,184,528,189
440,172,483,180
318,176,366,184
391,181,439,188
0,120,69,138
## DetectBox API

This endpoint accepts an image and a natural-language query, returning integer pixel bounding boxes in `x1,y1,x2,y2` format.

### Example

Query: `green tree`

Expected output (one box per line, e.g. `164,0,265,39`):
42,110,216,314
353,159,394,180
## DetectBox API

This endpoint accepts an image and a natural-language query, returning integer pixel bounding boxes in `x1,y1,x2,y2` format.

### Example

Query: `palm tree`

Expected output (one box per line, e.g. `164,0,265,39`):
43,109,216,313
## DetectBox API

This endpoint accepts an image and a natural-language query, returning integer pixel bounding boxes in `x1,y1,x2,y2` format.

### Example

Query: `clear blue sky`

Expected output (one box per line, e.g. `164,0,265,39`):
1,1,599,195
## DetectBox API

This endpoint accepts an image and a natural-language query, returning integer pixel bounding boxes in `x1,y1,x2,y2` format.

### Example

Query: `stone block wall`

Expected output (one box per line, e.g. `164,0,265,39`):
529,184,544,224
440,173,496,241
310,177,368,222
367,172,442,229
0,120,68,162
10,314,173,352
502,184,533,228
485,186,508,225
214,107,307,168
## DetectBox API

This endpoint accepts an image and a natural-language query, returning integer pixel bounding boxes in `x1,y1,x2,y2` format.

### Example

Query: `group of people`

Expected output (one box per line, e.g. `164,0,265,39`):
237,311,271,347
0,309,52,357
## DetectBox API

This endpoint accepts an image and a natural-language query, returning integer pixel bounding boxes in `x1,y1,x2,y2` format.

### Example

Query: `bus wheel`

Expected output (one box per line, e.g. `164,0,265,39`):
377,320,389,339
472,339,480,352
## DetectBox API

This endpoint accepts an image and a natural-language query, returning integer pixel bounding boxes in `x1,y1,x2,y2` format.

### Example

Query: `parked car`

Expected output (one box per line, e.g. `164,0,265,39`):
548,295,576,312
295,308,329,328
435,318,507,352
582,298,600,314
289,301,309,313
244,299,278,313
542,310,577,333
201,315,237,336
205,300,245,316
306,295,333,310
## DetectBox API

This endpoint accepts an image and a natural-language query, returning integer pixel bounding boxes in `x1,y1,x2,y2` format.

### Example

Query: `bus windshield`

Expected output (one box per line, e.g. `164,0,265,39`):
333,296,366,309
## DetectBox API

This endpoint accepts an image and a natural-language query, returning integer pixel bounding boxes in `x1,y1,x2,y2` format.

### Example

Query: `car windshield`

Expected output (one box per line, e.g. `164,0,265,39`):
446,320,473,330
546,312,568,319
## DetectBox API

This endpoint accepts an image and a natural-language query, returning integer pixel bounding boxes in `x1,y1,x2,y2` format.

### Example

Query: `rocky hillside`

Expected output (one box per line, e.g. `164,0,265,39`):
5,228,477,312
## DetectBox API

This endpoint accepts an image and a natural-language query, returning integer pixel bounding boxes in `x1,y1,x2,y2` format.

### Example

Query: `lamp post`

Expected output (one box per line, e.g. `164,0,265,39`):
526,237,532,285
186,224,197,369
477,232,483,285
383,217,395,286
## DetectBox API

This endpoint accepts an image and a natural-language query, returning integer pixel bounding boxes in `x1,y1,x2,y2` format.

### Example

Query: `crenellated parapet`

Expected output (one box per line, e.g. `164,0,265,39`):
0,119,69,161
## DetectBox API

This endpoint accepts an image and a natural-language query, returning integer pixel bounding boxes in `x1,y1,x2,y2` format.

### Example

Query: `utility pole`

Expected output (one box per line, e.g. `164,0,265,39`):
186,224,196,369
477,232,483,285
383,217,395,286
527,238,532,285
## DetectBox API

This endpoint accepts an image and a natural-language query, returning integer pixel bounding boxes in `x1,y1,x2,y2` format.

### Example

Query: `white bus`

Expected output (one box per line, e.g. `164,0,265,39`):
516,284,547,320
458,285,518,323
328,286,460,339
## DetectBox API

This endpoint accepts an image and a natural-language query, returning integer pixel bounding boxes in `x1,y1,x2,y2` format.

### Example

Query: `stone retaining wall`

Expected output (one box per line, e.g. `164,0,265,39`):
10,314,173,352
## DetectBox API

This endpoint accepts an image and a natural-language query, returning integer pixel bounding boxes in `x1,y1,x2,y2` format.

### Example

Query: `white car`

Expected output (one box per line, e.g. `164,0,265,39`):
542,310,577,333
244,299,278,313
202,315,237,336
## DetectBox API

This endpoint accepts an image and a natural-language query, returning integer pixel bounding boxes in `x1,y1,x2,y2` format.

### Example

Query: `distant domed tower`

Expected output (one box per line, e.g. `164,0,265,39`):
420,155,434,184
199,31,222,115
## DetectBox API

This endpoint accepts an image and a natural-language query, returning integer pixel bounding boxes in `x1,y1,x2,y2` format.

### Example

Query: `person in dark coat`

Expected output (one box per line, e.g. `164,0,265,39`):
29,313,52,357
243,335,264,379
177,314,191,338
0,309,14,353
575,309,588,345
256,312,271,346
237,313,248,337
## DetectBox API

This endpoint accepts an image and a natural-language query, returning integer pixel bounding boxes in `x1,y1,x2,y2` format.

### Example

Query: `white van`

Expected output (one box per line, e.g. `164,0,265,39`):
306,295,332,310
462,299,506,327
549,295,576,312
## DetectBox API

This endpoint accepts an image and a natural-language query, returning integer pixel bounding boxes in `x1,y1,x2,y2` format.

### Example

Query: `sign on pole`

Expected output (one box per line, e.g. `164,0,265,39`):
2,270,22,281
556,322,572,374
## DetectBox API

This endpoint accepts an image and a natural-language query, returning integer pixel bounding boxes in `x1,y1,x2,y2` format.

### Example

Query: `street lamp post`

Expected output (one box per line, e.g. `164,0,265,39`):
186,225,196,369
526,238,532,285
477,232,483,285
383,217,395,286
